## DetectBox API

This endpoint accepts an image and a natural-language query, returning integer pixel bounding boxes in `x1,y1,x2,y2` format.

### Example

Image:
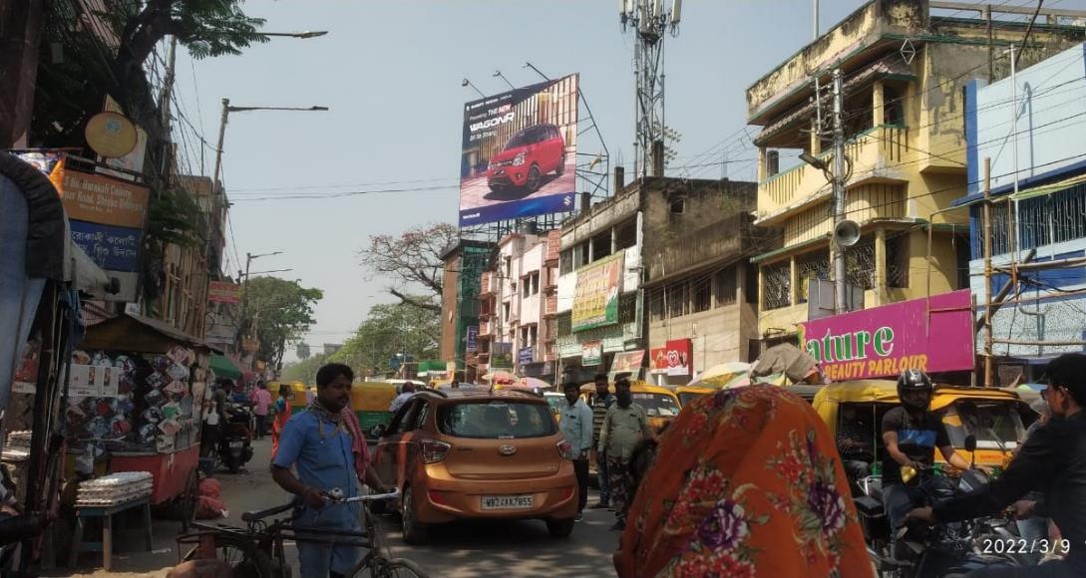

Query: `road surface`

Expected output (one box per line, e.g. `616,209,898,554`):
57,435,618,577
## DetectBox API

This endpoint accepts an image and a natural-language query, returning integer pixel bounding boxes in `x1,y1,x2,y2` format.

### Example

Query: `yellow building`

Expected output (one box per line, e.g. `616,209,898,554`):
747,0,1086,342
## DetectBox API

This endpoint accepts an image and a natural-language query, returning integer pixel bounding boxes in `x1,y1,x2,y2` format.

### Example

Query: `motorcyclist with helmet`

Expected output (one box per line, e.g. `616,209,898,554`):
881,369,990,537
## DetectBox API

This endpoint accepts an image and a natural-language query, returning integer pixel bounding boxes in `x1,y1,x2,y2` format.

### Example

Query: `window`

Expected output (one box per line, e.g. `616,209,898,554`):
762,261,791,310
649,287,665,321
523,272,539,298
670,196,685,214
560,249,573,275
714,267,736,307
438,401,557,439
520,325,537,349
667,283,687,318
615,219,638,251
504,257,512,278
503,302,510,322
591,232,612,261
577,243,590,268
692,278,711,313
796,250,830,304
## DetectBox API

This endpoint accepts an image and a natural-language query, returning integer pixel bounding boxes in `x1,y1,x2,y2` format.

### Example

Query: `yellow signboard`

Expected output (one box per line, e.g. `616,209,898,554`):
59,169,149,229
572,253,623,332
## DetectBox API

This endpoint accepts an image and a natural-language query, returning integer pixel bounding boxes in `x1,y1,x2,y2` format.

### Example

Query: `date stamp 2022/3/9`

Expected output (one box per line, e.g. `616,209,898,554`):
981,538,1071,555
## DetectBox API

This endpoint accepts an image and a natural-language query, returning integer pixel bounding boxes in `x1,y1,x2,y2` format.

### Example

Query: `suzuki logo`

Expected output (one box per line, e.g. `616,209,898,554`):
498,445,517,456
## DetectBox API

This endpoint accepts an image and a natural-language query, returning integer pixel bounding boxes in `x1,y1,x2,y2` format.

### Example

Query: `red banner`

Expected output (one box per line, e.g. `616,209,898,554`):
650,339,692,377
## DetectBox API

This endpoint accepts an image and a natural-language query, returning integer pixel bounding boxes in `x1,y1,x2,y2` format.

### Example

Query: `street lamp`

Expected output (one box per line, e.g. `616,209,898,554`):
263,30,329,38
243,251,283,284
799,152,827,172
492,70,515,90
461,78,485,99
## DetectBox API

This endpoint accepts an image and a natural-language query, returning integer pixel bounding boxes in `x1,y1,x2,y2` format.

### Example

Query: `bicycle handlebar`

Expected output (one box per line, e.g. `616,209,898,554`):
240,489,401,523
326,488,401,504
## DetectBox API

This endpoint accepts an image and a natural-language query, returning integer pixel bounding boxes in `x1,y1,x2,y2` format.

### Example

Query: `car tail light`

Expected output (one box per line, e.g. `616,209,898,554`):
427,490,450,506
420,439,451,464
556,439,576,460
560,486,576,501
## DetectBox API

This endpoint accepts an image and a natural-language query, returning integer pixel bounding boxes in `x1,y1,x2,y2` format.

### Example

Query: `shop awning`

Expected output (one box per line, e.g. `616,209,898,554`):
210,354,242,380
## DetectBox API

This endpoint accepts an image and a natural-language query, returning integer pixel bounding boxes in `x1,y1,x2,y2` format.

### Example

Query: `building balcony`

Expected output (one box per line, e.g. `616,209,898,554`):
480,272,497,296
479,320,493,337
544,294,558,317
756,125,910,226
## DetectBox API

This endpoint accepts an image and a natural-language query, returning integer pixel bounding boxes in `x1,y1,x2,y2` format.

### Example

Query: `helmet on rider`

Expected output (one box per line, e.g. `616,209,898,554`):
897,368,934,412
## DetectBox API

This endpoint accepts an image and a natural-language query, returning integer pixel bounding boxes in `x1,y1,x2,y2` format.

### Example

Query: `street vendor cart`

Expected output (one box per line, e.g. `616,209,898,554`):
73,313,217,534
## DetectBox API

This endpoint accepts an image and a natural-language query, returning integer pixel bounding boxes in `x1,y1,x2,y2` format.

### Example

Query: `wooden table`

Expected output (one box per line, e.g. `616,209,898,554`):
69,497,153,571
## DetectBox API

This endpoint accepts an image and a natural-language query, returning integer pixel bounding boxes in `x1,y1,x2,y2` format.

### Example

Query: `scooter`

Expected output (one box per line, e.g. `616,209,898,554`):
218,403,254,474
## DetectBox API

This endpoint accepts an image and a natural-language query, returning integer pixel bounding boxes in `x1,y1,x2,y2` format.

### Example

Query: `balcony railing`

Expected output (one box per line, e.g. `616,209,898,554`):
757,125,909,219
544,294,558,317
480,272,495,296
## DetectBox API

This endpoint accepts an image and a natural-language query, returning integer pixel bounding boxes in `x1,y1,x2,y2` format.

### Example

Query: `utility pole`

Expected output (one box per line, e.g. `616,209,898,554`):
831,68,848,314
813,0,819,40
982,158,993,387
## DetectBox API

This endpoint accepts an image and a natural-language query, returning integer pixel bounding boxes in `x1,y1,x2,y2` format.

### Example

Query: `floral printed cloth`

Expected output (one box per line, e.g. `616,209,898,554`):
614,384,874,578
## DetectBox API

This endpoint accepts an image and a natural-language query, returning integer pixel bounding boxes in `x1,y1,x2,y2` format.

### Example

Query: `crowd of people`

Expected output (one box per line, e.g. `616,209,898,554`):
203,350,1086,578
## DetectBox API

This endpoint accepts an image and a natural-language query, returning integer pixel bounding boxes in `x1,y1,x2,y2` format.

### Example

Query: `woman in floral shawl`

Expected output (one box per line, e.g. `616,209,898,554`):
614,384,873,578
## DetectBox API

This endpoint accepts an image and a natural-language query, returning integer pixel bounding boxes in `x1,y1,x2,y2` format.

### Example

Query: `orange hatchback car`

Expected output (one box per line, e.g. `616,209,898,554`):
372,388,579,544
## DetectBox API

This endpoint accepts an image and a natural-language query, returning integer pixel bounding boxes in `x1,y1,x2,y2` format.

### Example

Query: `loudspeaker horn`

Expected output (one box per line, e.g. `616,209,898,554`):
834,219,861,247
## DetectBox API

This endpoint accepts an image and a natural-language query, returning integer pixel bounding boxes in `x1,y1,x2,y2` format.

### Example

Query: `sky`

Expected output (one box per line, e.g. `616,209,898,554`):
168,0,1085,364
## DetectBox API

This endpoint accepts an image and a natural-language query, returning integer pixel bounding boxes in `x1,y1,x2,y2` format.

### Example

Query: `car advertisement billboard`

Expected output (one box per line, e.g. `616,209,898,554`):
459,74,579,227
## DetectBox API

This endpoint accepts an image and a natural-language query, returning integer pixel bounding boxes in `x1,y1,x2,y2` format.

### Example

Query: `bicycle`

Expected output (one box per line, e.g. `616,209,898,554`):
178,489,428,578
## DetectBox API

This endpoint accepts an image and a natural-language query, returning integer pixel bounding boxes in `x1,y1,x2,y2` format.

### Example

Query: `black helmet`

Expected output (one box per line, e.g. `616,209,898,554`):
897,369,934,411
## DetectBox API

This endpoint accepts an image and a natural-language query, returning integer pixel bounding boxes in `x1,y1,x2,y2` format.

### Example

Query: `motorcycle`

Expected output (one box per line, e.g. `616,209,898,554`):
854,435,1024,577
218,402,254,474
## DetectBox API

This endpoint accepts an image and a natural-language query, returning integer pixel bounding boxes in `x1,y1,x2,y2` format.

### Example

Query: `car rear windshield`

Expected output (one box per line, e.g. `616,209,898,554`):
634,393,680,418
438,400,558,439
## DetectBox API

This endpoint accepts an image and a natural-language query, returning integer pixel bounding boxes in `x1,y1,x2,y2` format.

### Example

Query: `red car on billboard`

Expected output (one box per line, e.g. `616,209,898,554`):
487,124,566,193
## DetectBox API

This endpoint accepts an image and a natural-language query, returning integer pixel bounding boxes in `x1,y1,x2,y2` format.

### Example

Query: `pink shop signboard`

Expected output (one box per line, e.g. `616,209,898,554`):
798,290,974,381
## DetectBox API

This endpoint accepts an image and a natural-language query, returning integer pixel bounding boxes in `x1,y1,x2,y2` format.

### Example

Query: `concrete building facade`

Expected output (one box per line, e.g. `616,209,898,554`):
747,0,1086,345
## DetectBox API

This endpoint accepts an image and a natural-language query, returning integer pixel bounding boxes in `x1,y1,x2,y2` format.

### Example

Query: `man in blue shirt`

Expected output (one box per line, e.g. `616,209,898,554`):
559,380,594,521
272,363,390,578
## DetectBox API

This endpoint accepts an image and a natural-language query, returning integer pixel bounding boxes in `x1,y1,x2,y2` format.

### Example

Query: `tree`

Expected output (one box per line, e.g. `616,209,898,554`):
329,301,440,378
358,223,459,313
240,277,323,373
281,353,326,384
33,0,267,170
296,342,311,360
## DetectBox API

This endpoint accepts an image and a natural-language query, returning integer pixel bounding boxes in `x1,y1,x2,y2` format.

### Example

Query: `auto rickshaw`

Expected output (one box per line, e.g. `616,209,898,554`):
543,391,565,424
813,380,1028,481
352,381,399,438
579,381,681,434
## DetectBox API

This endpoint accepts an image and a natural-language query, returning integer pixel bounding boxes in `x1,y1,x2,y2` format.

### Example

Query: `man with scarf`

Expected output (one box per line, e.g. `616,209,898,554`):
272,363,392,578
598,375,652,531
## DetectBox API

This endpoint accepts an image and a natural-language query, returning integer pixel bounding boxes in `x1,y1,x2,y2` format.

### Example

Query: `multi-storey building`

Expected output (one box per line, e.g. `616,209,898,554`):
961,42,1086,383
747,0,1085,346
439,239,492,382
477,229,559,380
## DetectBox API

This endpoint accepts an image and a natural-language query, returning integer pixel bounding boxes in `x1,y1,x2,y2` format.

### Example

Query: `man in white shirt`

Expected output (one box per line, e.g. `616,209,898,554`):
389,382,417,414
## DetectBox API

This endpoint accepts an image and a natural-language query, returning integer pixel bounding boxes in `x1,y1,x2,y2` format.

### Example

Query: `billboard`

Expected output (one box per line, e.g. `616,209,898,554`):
208,281,241,304
572,253,624,332
491,342,514,370
609,350,645,383
459,74,579,226
518,346,535,366
650,339,692,377
799,290,974,381
582,341,603,366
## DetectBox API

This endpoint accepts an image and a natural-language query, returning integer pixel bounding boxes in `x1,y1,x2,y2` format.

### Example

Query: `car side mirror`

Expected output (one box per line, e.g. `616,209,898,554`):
964,434,978,453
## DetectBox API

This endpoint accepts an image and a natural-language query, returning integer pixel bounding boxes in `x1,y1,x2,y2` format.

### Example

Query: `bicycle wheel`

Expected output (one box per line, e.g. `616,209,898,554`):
182,534,274,578
353,557,430,578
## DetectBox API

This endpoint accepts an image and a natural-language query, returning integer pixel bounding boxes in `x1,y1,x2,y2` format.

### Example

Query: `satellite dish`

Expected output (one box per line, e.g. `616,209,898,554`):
85,111,137,158
834,219,861,247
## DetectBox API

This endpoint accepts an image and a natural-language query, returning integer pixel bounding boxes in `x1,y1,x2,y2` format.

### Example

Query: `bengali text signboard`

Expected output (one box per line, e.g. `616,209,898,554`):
572,253,624,332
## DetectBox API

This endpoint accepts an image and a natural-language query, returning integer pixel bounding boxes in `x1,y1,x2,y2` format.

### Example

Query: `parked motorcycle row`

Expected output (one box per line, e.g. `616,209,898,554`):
852,435,1045,577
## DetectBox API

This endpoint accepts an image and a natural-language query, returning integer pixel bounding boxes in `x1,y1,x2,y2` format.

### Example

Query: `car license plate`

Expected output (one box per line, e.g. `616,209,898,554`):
229,441,243,449
481,495,533,510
